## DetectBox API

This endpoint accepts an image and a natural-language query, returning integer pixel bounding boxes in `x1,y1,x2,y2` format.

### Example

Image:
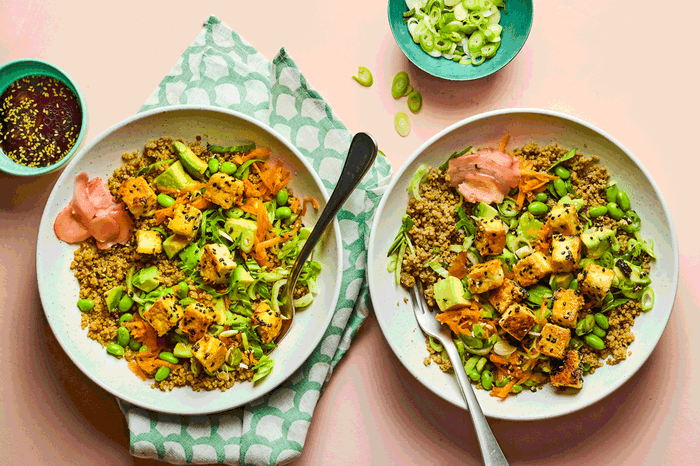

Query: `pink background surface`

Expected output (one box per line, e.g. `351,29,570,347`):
0,0,697,464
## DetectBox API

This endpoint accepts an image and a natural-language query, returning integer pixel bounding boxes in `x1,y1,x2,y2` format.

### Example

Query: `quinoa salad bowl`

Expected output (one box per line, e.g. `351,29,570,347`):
36,106,342,415
367,108,678,421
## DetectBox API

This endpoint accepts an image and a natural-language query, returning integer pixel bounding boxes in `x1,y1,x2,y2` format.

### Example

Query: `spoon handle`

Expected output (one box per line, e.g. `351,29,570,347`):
288,132,378,292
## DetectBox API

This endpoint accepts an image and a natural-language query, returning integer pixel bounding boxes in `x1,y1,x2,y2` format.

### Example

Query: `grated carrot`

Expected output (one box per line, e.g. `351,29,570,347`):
435,303,481,334
515,159,558,209
301,197,319,216
499,134,511,152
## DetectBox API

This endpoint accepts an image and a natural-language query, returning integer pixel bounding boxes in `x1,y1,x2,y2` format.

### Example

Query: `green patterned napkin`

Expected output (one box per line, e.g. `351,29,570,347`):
116,15,392,465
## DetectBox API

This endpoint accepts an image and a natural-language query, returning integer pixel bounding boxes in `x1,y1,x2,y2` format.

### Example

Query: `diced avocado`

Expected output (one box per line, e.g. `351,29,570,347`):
581,227,615,259
550,273,574,290
173,342,193,359
104,286,125,312
212,297,227,325
474,202,498,218
558,195,584,211
163,234,191,259
132,266,160,292
225,218,257,253
433,276,470,312
153,161,199,190
173,141,208,179
233,265,254,285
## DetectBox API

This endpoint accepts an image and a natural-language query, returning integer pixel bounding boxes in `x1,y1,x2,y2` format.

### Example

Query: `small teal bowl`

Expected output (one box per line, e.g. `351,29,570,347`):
388,0,533,81
0,58,88,176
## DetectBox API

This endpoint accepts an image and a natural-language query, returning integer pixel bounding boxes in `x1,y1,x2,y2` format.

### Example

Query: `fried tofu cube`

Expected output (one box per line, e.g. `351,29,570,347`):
179,302,217,342
551,288,583,328
540,323,571,359
547,204,581,236
512,251,553,287
252,302,283,344
204,173,244,209
142,293,183,336
550,350,583,389
192,335,227,372
578,263,615,303
474,217,507,256
488,279,529,314
551,234,582,273
467,258,505,294
498,303,537,341
118,176,158,218
168,204,202,239
135,230,162,255
198,243,236,285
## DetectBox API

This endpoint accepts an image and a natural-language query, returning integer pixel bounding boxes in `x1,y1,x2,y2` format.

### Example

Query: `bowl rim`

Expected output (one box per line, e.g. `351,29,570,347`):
0,57,89,176
35,104,344,414
368,107,680,420
387,0,534,81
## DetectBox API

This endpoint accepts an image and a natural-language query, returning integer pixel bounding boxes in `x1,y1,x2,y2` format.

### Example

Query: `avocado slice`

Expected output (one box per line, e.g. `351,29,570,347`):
132,266,160,292
104,285,125,312
581,227,615,259
225,218,258,253
173,141,208,179
154,161,199,190
474,202,499,218
163,234,191,259
213,297,227,325
433,276,470,312
233,265,254,285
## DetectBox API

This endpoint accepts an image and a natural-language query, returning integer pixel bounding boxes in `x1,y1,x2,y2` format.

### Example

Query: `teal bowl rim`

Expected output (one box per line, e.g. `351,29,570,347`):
387,0,534,81
0,58,88,177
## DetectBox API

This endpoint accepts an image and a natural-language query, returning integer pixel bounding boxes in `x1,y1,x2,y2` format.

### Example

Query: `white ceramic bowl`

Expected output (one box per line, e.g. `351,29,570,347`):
36,106,342,415
368,108,679,421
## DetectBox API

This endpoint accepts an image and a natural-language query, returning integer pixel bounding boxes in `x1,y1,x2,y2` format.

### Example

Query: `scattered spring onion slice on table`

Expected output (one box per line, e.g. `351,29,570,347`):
407,90,422,113
395,112,411,137
392,71,410,98
404,0,505,65
352,66,374,87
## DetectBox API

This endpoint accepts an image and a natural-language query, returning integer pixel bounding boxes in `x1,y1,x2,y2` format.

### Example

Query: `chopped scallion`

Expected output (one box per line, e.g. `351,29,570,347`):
352,66,373,87
395,112,411,137
407,91,423,113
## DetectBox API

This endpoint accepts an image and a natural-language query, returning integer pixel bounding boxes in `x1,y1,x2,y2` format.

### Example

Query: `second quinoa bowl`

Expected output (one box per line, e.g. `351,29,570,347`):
367,108,678,420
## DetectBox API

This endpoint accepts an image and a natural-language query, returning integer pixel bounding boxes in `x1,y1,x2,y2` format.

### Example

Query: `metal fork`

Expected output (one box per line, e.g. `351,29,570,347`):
409,283,509,466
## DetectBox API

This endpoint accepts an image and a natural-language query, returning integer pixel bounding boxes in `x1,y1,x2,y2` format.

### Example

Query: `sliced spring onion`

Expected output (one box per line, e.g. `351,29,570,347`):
395,112,411,137
352,66,373,87
408,163,430,199
392,72,410,99
207,142,255,153
407,91,423,113
640,287,655,311
494,340,517,357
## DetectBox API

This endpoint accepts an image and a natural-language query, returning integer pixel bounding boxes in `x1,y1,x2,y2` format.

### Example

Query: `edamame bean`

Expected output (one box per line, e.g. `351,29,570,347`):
553,179,568,198
594,313,609,330
158,352,179,364
117,326,130,347
276,188,289,206
106,343,125,357
481,370,494,390
616,190,631,211
220,161,236,175
576,315,595,336
157,193,175,208
528,201,549,215
591,325,606,339
512,384,523,394
534,192,548,203
154,366,170,382
606,184,619,203
554,166,570,179
275,206,292,220
118,294,133,313
129,339,142,351
607,202,624,220
469,368,481,382
584,333,606,350
119,313,133,325
589,206,608,218
208,158,220,174
77,299,94,312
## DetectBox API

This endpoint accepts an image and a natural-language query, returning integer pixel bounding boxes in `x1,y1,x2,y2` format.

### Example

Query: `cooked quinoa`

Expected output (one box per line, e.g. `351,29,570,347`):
394,143,655,395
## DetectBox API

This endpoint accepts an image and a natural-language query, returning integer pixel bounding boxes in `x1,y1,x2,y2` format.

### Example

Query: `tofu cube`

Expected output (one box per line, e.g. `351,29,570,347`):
498,303,537,341
168,204,202,239
135,230,162,255
467,258,505,294
179,301,217,341
252,303,283,344
192,335,227,372
551,288,583,328
204,173,244,209
540,323,571,359
551,234,582,273
550,350,583,389
547,204,581,236
142,293,183,336
474,217,507,256
512,251,553,287
488,279,528,314
199,243,236,285
118,176,158,218
579,263,615,303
